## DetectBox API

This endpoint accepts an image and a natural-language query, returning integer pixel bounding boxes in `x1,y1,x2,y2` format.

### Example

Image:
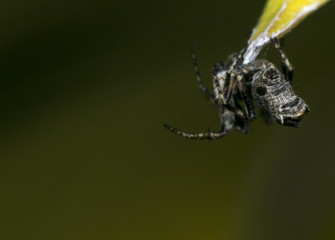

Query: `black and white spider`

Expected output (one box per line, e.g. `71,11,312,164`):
164,38,310,140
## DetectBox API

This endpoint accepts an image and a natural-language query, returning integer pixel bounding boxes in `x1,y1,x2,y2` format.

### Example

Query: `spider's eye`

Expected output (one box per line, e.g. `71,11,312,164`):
256,86,267,96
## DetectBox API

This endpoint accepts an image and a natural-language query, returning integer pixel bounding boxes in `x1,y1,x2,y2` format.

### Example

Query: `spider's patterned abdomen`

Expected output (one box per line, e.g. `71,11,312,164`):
251,67,309,127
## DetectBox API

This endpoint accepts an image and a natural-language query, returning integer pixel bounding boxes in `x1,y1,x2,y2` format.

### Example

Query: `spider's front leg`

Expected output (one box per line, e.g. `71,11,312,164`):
212,49,249,120
214,71,255,121
214,78,248,120
191,44,217,106
163,124,229,140
233,96,251,133
222,48,246,100
272,38,294,82
225,48,256,120
235,72,256,120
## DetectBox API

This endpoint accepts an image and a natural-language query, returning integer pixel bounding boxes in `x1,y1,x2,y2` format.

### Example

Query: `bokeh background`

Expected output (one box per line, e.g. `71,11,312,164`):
0,0,334,239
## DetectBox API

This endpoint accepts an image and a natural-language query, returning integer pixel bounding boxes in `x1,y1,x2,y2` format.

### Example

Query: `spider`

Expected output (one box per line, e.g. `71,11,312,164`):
164,38,310,140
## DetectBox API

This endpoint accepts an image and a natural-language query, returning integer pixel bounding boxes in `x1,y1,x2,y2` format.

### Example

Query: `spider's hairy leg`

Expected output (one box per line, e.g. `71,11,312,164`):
221,49,255,119
163,124,229,140
191,44,216,105
225,74,236,104
214,78,248,120
233,96,250,134
214,48,255,121
223,48,246,95
235,73,256,120
271,38,294,82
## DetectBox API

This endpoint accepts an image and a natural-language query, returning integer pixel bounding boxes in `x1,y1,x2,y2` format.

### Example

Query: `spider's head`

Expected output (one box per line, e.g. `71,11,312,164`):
252,67,310,127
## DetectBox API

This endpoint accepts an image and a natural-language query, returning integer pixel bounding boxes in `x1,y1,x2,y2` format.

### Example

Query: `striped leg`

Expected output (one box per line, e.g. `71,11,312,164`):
191,44,216,105
163,123,229,140
214,78,248,120
233,96,250,133
272,38,294,82
236,74,256,120
223,48,247,97
213,49,255,121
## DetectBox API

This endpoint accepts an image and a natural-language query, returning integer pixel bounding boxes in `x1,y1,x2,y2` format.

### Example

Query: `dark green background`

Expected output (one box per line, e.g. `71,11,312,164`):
0,0,334,239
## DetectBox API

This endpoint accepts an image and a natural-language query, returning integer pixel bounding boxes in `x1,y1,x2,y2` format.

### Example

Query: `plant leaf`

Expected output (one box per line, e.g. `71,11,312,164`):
243,0,329,64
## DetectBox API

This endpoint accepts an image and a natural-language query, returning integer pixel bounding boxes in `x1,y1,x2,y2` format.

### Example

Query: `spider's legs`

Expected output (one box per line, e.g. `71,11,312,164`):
223,48,246,96
214,78,249,120
163,123,229,140
222,48,255,117
225,75,236,103
214,62,255,121
191,44,216,105
235,73,256,120
223,48,256,120
272,38,294,82
233,96,250,134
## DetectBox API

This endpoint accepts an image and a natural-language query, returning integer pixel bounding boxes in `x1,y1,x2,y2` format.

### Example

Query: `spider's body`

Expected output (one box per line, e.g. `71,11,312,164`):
250,64,309,127
164,39,309,140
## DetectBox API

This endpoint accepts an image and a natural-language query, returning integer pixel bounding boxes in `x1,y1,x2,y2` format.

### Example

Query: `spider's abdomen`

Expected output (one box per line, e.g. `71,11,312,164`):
251,67,309,127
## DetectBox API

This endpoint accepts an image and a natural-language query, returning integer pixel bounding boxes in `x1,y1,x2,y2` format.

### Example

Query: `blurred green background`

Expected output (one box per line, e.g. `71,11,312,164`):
0,0,334,239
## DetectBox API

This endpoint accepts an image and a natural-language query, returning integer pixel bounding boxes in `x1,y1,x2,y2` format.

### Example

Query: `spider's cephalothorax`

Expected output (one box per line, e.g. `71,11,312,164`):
164,38,309,140
211,61,250,134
